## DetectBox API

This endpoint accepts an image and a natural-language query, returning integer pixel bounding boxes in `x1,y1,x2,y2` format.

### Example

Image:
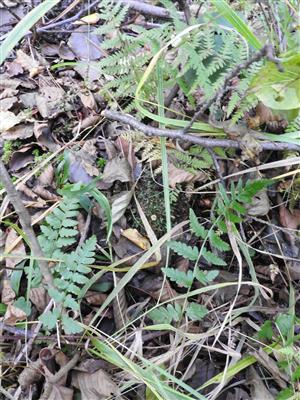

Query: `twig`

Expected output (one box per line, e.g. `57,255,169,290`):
36,0,100,32
0,0,21,22
102,110,300,152
181,44,283,135
113,0,184,20
0,157,54,290
177,0,192,24
39,353,80,400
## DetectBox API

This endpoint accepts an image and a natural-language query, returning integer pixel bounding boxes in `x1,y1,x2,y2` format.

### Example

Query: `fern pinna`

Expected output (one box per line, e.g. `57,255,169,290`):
149,179,271,326
37,197,96,333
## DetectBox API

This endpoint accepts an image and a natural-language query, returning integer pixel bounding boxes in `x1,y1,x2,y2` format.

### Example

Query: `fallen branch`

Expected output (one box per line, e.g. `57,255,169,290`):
0,154,54,290
102,110,300,152
114,0,184,19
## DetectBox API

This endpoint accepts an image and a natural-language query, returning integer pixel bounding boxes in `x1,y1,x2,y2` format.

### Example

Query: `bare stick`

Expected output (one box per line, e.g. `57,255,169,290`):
0,158,54,290
181,44,283,135
113,0,184,20
102,110,300,152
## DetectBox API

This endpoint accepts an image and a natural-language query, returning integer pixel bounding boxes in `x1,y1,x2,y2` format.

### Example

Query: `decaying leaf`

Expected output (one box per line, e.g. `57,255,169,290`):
1,278,16,304
279,203,300,246
1,123,34,140
102,156,132,186
246,366,275,400
246,188,270,216
30,287,50,313
18,359,42,388
72,368,118,400
168,163,208,188
111,190,134,224
74,12,101,25
5,228,26,270
0,110,23,132
121,228,150,250
85,291,107,306
68,26,104,60
3,302,27,324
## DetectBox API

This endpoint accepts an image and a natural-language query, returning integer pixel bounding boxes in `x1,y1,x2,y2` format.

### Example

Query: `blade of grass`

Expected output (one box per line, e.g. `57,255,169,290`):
0,0,61,65
211,0,262,50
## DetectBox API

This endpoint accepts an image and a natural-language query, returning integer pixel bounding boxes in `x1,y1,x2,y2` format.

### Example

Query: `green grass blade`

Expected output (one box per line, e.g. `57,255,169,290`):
211,0,262,49
0,0,61,65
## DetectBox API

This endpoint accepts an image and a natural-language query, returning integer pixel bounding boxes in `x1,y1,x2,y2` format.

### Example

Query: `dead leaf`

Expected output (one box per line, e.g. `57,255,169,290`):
36,85,66,118
279,203,300,246
168,163,208,188
246,189,270,216
85,291,107,306
0,110,23,132
18,359,42,388
246,367,275,400
0,88,18,99
74,61,102,83
48,385,73,400
34,122,60,152
38,164,55,186
111,190,134,224
121,228,150,250
102,156,132,186
5,60,24,76
74,13,101,25
30,287,50,313
9,144,35,171
2,123,34,140
79,91,97,110
0,96,18,111
72,369,118,400
1,278,16,304
15,49,46,78
72,113,101,133
4,303,27,324
5,228,26,270
68,26,104,60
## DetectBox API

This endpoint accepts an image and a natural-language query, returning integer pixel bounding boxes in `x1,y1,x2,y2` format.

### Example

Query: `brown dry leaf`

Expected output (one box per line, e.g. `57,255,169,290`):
150,279,179,302
32,185,58,201
5,60,24,76
72,368,118,400
15,49,46,78
246,189,270,216
0,110,23,132
38,164,55,186
0,88,18,99
36,85,66,118
74,61,102,83
102,156,132,185
34,122,60,152
0,96,18,111
85,291,107,306
279,203,300,246
5,227,26,270
48,385,73,400
3,303,27,324
68,26,104,60
2,123,34,140
74,13,101,25
9,144,35,171
30,287,50,313
168,163,208,188
72,114,101,133
111,190,134,224
246,366,275,400
121,228,150,250
79,91,97,110
1,278,16,304
18,359,42,388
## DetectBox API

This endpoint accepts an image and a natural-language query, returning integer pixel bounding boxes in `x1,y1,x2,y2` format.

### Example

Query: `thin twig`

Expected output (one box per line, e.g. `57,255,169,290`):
0,157,54,290
102,110,300,152
181,44,283,135
112,0,184,20
36,0,100,32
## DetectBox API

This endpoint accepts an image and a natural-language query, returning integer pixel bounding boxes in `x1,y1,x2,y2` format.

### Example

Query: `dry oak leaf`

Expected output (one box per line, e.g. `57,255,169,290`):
5,227,26,270
72,368,118,400
1,279,15,304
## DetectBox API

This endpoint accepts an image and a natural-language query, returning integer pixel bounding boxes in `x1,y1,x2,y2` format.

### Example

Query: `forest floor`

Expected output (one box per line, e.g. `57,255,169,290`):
0,1,300,399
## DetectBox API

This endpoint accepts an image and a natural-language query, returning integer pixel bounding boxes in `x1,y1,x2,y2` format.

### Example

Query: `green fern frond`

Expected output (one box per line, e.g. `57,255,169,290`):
168,240,199,261
162,267,194,288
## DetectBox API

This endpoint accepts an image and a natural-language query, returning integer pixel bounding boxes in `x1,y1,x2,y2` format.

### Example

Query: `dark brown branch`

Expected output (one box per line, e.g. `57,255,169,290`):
102,110,300,152
181,44,283,135
0,157,54,290
113,0,184,19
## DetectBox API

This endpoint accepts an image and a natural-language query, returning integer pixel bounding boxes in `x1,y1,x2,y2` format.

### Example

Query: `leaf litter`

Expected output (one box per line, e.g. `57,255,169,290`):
0,1,299,400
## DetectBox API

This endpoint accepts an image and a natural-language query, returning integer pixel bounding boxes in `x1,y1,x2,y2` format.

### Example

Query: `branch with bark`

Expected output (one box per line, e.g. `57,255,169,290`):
102,110,300,152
